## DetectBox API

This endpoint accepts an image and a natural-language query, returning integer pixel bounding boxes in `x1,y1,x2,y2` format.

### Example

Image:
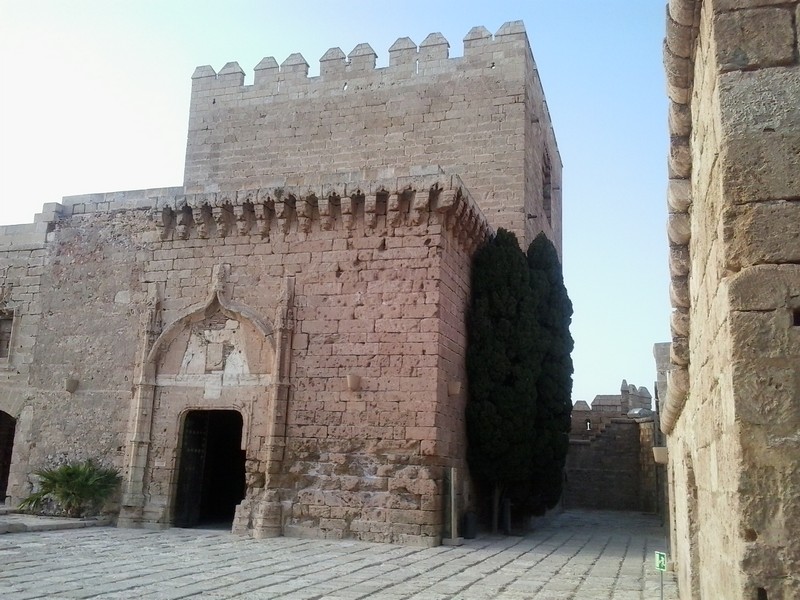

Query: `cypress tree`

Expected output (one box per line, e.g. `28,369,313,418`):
520,232,574,515
465,229,544,531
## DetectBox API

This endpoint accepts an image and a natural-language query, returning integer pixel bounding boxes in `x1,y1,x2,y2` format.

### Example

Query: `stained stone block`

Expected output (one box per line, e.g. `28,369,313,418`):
254,57,279,85
347,43,377,72
218,62,245,86
669,101,691,137
320,48,346,77
731,359,800,428
727,265,800,311
729,309,799,360
721,133,800,204
666,10,694,58
388,37,416,69
724,201,800,269
670,336,689,366
669,0,697,27
719,67,800,137
668,212,691,246
671,309,690,338
714,0,792,11
668,136,691,178
714,8,795,72
463,26,492,53
668,178,691,213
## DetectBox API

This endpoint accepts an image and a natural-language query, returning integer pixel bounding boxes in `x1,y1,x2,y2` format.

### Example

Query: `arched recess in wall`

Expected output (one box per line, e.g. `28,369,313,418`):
121,286,283,528
146,293,276,380
145,291,278,450
0,411,16,501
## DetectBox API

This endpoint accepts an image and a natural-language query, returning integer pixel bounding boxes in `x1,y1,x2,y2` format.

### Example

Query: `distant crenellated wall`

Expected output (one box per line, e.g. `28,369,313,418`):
0,169,491,546
566,380,658,513
183,22,562,255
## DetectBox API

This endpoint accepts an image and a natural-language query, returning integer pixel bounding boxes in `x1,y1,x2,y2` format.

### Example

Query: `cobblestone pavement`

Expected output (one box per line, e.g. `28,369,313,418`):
0,510,677,599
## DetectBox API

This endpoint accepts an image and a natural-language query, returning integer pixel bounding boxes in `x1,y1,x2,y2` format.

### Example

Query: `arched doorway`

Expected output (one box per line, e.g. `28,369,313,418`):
0,411,15,503
173,410,245,528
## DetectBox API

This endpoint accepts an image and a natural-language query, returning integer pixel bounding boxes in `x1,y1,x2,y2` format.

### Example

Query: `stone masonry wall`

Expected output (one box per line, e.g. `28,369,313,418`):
183,23,561,255
0,219,56,501
663,1,800,598
564,419,642,511
435,229,471,473
0,22,559,547
0,220,50,418
2,206,166,505
0,173,488,547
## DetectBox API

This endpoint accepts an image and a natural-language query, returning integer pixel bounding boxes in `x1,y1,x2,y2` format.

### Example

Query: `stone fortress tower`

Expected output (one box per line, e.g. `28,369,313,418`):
0,22,561,546
182,20,561,253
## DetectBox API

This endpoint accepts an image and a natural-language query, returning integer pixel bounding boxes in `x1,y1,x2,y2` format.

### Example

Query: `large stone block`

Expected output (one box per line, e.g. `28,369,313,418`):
714,7,795,72
731,359,800,429
718,66,800,137
721,132,800,203
727,264,800,311
729,310,800,360
713,0,795,10
723,201,800,269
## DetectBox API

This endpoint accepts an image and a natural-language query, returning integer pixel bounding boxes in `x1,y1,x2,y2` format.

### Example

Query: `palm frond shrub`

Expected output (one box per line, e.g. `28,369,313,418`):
18,460,121,517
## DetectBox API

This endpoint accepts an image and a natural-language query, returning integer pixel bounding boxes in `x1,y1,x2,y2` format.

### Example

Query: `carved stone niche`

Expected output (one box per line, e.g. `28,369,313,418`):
234,202,256,236
175,205,194,240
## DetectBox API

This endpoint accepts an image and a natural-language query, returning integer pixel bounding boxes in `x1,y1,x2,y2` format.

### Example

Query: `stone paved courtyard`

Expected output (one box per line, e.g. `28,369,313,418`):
0,510,677,599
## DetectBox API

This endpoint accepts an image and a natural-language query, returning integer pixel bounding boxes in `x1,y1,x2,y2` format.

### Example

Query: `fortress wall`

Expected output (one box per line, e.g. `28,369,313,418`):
182,23,561,254
523,45,562,252
141,176,487,544
714,1,800,595
0,242,47,404
0,216,55,502
0,21,560,545
2,210,154,505
664,1,800,598
564,419,642,511
0,171,489,545
672,4,740,596
432,212,473,507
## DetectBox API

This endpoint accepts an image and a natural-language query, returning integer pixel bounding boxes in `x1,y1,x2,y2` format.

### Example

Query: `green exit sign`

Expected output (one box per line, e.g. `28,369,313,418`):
655,551,667,572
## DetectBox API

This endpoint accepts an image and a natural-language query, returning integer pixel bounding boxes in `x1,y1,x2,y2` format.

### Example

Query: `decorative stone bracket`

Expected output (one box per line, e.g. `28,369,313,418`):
662,0,701,435
152,174,490,254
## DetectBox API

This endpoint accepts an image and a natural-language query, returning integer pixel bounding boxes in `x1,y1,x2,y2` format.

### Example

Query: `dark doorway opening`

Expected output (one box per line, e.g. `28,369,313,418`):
173,410,245,529
0,411,16,503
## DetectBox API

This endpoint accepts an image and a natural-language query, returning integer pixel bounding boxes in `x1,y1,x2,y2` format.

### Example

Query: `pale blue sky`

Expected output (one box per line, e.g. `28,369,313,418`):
0,1,670,403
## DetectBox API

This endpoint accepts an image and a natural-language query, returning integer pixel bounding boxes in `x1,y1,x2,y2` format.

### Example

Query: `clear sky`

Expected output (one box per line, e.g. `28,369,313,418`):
0,0,671,403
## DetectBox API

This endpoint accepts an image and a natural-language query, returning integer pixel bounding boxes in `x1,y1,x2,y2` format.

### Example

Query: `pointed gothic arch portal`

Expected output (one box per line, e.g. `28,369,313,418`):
174,409,245,528
0,411,15,501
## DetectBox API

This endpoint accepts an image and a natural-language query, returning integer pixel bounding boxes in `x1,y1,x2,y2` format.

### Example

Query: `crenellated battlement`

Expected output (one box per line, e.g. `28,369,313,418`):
182,20,561,255
190,21,531,94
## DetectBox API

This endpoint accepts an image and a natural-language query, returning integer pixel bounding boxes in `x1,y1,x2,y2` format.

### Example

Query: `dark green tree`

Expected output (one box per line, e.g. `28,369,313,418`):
465,229,544,532
518,232,574,514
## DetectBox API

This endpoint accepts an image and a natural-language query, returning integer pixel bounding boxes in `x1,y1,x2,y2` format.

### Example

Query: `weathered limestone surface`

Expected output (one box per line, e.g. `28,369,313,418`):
0,22,562,548
1,175,488,547
662,1,800,598
565,419,643,511
566,381,658,513
183,24,561,255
